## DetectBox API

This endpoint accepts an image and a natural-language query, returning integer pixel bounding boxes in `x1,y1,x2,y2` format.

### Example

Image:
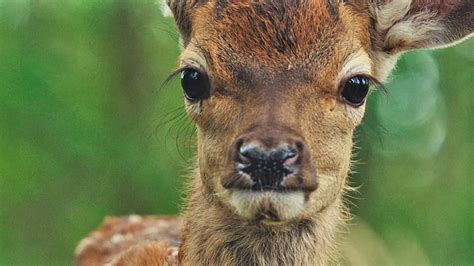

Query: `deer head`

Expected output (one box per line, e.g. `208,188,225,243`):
165,0,473,225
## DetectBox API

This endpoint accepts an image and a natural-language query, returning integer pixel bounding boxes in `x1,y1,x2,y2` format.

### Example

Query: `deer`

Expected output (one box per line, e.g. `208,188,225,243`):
75,0,473,265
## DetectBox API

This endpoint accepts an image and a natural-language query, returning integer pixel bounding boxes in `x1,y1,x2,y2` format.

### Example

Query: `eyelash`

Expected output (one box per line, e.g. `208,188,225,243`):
163,67,189,86
366,76,386,94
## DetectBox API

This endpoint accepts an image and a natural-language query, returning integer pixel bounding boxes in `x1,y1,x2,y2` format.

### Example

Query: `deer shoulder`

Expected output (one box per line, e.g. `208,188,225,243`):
74,215,182,265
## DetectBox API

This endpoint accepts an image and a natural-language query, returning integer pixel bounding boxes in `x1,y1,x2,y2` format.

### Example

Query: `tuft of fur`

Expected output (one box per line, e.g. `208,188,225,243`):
160,0,173,17
179,175,351,265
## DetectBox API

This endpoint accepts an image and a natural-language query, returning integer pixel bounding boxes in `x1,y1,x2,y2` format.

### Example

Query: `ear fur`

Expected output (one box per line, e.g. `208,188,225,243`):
369,0,474,52
161,0,173,17
166,0,207,47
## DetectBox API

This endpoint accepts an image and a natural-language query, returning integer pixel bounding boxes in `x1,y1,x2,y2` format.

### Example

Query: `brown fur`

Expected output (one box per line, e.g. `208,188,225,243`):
76,0,473,265
109,242,177,266
75,216,181,265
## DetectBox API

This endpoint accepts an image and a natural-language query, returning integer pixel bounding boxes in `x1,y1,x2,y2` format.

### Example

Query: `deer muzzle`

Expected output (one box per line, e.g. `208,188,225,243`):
221,126,318,222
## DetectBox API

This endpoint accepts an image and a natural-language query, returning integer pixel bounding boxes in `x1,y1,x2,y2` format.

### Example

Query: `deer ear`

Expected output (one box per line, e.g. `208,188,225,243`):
165,0,206,46
370,0,474,52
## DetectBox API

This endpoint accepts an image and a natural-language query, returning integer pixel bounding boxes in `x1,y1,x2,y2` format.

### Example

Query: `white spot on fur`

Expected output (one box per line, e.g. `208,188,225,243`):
74,236,97,256
110,234,126,244
142,227,161,236
128,214,143,224
171,248,179,259
229,191,305,221
160,0,172,17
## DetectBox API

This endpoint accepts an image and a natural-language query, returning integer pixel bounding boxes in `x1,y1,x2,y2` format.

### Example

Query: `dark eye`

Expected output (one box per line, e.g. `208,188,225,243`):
341,75,370,106
180,68,210,101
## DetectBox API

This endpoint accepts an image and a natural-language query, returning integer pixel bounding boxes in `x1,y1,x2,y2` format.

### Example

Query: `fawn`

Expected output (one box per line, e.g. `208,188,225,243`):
76,0,473,265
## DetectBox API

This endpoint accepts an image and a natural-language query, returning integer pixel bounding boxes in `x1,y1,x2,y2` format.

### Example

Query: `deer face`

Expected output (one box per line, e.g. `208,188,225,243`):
166,0,473,223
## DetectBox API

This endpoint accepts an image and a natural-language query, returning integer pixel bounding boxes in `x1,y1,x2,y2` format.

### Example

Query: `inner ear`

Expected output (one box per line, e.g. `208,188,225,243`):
370,0,474,52
166,0,208,47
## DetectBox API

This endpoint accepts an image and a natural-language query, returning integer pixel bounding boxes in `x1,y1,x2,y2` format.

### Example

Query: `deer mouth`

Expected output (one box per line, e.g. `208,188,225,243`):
221,154,318,222
222,169,317,222
228,190,306,223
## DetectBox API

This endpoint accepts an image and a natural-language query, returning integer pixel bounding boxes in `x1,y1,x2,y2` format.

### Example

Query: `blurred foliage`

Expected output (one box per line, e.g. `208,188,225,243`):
0,1,472,265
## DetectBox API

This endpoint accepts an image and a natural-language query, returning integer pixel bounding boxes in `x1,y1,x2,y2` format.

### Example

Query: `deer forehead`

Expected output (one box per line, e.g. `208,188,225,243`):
185,1,372,92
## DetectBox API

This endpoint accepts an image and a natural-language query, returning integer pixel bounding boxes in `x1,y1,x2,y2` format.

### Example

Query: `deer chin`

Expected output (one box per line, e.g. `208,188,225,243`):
228,190,306,223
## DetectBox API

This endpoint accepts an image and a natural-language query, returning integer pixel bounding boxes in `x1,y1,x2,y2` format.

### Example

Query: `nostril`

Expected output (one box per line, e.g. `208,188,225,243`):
238,149,251,165
235,138,245,149
283,149,297,160
235,138,245,155
239,145,264,162
282,150,298,166
295,141,304,151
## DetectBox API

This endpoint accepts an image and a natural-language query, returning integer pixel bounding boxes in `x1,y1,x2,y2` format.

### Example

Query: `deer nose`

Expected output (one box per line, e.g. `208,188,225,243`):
234,137,305,191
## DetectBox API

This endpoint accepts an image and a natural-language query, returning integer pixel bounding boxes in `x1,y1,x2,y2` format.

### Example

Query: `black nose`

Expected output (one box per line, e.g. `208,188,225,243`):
222,127,316,192
237,145,299,190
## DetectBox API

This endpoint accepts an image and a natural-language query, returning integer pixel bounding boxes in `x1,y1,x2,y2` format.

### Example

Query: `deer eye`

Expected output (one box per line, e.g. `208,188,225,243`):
180,68,210,101
341,75,370,106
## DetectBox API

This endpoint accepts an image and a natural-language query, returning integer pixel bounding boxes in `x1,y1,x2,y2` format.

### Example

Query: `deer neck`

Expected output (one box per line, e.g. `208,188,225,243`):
179,172,347,265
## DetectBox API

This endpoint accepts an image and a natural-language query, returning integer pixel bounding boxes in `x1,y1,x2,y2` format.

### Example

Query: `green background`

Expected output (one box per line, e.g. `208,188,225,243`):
0,1,472,265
